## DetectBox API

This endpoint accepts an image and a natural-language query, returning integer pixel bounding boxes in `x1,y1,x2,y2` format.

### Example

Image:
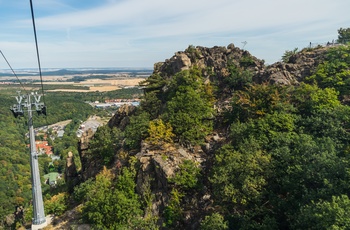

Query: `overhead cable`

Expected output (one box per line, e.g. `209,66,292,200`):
29,0,46,102
0,50,28,93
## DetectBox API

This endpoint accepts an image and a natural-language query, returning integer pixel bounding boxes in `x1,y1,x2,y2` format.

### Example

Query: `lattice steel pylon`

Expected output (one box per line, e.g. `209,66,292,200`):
11,91,47,228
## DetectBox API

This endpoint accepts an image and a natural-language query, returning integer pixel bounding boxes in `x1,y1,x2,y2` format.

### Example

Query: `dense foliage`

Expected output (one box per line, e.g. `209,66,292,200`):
281,48,298,63
74,161,157,229
0,90,100,227
306,45,350,96
0,97,30,225
149,68,214,145
88,125,123,164
209,82,350,229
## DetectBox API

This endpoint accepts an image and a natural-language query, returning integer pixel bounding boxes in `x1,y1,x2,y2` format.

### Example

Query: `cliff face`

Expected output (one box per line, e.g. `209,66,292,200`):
76,43,336,228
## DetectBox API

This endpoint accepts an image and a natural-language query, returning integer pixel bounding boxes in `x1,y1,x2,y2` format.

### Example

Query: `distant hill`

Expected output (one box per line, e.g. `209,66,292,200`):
41,68,153,76
0,68,153,77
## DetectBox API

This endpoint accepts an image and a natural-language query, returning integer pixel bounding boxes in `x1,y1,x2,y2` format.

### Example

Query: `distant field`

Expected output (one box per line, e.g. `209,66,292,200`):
0,76,147,92
42,77,145,92
0,68,152,92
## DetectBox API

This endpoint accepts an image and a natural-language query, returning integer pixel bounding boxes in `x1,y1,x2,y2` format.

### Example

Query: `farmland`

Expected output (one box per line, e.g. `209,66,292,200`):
0,68,151,92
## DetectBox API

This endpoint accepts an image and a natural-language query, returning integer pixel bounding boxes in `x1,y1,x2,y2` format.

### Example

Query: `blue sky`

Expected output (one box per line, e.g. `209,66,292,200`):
0,0,349,68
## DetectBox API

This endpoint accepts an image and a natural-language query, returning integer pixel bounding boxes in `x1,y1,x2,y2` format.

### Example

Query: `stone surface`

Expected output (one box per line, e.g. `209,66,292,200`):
107,104,137,130
65,151,78,192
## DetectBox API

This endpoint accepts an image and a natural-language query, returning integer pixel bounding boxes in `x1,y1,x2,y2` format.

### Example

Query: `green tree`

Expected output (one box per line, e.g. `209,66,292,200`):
165,87,213,144
141,91,163,119
164,69,214,144
88,125,123,164
293,195,350,230
305,45,350,95
124,112,150,150
292,83,340,115
200,213,228,230
73,178,94,203
45,192,68,216
210,144,271,208
171,160,201,190
163,188,184,227
337,27,350,44
139,73,168,105
229,83,292,122
83,165,144,229
282,48,298,63
221,82,350,228
225,61,253,90
268,134,350,228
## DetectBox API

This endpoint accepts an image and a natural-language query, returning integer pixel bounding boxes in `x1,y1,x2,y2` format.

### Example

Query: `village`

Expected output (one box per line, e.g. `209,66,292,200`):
32,97,141,187
89,98,140,109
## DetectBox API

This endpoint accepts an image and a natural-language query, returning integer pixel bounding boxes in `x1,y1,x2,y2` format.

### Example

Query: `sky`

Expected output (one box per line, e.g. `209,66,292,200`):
0,0,349,69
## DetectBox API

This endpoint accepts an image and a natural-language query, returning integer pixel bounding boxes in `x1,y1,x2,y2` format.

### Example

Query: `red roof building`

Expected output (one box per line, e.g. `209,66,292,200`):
35,141,53,155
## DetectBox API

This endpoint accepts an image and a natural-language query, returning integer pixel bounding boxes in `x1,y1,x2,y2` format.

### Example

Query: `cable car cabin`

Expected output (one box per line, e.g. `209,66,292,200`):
10,104,24,118
36,103,46,116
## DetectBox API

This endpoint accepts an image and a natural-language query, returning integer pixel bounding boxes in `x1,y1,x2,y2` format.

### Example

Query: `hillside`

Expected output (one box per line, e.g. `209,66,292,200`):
49,41,350,230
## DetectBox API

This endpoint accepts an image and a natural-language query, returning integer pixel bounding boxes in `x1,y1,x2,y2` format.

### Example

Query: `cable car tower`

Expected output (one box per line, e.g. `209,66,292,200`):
5,1,49,228
11,92,47,228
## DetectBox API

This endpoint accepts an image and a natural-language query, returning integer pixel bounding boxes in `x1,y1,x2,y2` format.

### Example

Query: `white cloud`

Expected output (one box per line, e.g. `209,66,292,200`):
1,0,350,67
26,0,346,47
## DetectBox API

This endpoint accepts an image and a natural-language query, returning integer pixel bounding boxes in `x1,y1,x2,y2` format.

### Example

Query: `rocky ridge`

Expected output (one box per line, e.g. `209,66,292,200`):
73,43,335,228
153,44,333,86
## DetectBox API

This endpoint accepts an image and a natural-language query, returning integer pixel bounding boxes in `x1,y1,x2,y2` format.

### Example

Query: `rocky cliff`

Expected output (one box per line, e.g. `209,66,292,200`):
75,43,338,229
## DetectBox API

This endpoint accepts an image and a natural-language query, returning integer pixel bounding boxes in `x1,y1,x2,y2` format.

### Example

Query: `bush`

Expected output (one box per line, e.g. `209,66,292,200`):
171,160,201,190
200,213,228,230
45,193,68,216
164,189,184,227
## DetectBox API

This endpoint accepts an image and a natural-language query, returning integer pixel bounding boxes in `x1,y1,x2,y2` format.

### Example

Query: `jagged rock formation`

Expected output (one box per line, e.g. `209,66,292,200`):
78,128,100,181
153,43,264,81
256,46,329,84
107,104,137,130
77,106,225,227
135,141,206,216
65,151,78,192
153,44,332,87
78,104,137,181
75,43,337,229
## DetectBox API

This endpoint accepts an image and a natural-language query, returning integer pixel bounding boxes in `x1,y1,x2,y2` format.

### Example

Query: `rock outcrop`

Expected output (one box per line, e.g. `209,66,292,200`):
75,43,337,228
78,128,101,181
256,46,329,84
135,140,213,226
65,151,78,192
153,44,332,87
78,104,138,181
153,44,265,82
107,104,137,131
